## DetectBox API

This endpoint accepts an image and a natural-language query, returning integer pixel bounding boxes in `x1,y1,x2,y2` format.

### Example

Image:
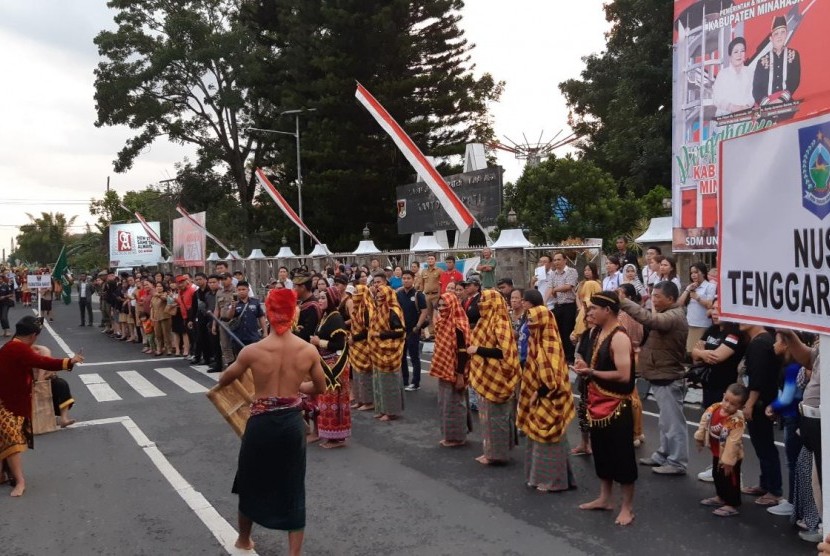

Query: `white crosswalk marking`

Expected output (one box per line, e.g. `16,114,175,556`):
117,370,166,398
155,367,210,394
190,365,220,382
78,373,122,402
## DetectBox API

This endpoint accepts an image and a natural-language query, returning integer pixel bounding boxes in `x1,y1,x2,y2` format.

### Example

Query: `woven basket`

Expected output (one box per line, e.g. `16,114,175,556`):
206,369,255,437
32,380,57,435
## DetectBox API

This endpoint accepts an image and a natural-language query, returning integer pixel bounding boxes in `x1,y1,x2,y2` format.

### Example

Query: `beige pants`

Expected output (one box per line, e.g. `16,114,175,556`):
153,318,172,353
424,292,439,337
686,326,706,355
219,327,234,365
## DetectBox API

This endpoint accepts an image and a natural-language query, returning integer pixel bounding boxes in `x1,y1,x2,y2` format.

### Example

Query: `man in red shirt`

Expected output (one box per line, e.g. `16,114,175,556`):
0,316,83,496
439,256,463,294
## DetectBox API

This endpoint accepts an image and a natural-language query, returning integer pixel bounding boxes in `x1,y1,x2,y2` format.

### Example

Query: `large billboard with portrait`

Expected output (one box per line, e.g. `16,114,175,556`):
173,211,206,267
672,0,830,251
109,222,162,268
396,167,502,234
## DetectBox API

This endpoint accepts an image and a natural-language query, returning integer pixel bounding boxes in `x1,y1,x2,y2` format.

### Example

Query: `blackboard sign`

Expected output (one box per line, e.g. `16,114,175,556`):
396,167,502,233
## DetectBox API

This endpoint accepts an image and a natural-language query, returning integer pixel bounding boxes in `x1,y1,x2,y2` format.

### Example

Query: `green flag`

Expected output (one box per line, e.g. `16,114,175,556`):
53,246,72,305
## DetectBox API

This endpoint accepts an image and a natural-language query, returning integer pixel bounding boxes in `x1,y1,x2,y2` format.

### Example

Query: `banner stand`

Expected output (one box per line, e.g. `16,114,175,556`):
821,335,830,537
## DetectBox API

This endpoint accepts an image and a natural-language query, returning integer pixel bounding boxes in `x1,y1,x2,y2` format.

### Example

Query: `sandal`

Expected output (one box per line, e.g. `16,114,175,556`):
700,497,724,507
713,506,739,517
740,486,766,496
754,494,782,506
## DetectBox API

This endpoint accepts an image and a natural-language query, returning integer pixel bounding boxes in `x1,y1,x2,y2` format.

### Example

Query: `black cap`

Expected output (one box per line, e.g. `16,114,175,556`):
496,277,513,287
15,316,43,336
772,15,787,31
461,275,481,287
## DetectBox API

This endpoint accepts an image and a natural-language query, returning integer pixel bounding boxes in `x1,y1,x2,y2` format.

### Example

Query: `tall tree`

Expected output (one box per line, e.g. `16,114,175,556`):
502,156,641,246
246,0,502,251
14,212,77,264
559,0,673,197
93,0,272,235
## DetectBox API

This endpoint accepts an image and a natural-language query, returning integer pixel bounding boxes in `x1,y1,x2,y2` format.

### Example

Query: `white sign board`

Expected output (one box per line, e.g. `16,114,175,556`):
109,222,163,268
27,274,51,289
719,111,830,335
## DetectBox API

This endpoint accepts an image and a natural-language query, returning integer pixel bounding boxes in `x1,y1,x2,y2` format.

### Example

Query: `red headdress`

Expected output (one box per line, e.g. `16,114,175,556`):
266,288,298,335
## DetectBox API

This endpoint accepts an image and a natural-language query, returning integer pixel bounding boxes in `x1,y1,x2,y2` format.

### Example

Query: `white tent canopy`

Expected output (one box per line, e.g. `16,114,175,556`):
636,217,672,244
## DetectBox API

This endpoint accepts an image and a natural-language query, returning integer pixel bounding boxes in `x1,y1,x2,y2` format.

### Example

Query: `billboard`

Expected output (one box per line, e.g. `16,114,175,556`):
173,211,206,267
672,0,830,251
109,222,162,268
719,110,830,334
396,167,502,234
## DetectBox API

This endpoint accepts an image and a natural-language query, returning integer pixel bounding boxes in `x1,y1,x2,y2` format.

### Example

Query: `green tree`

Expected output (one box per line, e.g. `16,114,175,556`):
246,0,502,251
67,225,108,272
14,212,77,264
501,156,641,245
93,0,272,235
559,0,673,197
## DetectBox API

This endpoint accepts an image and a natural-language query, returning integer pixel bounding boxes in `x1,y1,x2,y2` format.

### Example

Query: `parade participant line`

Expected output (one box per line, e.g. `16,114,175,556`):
71,416,257,556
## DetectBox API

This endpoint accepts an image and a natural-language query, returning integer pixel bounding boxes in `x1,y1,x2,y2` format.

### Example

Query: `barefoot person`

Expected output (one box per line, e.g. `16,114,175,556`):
517,304,576,492
32,345,77,428
0,316,83,497
369,277,406,422
219,289,326,554
430,292,472,447
348,284,375,412
575,292,637,526
467,289,521,465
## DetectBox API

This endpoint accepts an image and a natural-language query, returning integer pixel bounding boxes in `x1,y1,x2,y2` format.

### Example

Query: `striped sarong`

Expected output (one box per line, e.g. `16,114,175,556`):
478,397,514,461
525,438,575,491
373,369,404,417
354,371,374,406
438,381,469,443
0,404,32,461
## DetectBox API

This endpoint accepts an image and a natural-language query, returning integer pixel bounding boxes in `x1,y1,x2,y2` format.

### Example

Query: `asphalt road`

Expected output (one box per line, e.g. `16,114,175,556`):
0,300,815,555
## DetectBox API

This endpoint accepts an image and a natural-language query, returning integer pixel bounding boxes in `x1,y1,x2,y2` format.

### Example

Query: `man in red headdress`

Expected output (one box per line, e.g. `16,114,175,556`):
219,288,326,555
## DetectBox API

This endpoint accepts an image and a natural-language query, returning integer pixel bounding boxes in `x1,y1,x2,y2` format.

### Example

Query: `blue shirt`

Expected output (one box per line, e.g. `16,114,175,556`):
234,298,264,345
518,319,529,364
770,362,803,418
389,276,403,289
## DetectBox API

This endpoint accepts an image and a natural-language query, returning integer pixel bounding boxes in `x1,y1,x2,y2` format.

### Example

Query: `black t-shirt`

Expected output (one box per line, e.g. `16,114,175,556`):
396,287,426,331
744,332,779,405
701,324,745,392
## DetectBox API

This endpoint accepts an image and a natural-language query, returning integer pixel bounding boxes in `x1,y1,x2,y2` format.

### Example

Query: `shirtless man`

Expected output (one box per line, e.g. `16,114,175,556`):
219,288,325,555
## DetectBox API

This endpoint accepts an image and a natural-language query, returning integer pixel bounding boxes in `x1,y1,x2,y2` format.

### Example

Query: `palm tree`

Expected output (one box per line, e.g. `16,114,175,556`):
14,212,77,265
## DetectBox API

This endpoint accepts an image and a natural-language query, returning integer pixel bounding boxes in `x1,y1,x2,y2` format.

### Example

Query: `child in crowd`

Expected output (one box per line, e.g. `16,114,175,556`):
139,312,155,355
695,382,748,517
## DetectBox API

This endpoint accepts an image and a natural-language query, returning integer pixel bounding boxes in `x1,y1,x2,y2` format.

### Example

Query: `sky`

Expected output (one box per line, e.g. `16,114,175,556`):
0,1,609,260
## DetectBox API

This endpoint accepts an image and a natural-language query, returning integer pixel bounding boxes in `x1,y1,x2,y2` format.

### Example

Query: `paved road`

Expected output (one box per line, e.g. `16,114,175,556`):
0,301,814,555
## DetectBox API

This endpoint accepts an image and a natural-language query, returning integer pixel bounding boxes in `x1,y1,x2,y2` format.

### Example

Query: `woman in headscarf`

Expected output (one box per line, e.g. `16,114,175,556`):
517,304,576,491
467,289,521,465
349,284,375,411
369,283,406,421
430,292,471,447
310,287,351,449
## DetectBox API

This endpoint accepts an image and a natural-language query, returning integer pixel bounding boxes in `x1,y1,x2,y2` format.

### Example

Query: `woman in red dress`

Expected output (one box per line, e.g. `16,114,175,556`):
310,287,351,449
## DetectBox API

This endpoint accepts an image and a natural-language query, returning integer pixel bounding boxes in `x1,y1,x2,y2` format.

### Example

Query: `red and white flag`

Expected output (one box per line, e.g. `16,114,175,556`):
121,204,169,252
254,168,322,245
355,82,475,232
175,205,238,260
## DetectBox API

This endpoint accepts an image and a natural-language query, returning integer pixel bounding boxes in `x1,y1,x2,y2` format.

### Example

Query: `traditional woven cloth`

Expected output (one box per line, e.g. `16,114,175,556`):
0,402,32,461
525,438,575,491
348,284,374,373
516,305,575,443
478,397,514,461
373,369,404,416
438,380,470,443
468,290,520,403
353,372,374,405
430,292,470,384
368,285,405,372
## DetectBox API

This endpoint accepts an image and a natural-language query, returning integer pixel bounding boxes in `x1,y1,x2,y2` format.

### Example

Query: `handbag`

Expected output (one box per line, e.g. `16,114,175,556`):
228,303,248,332
685,362,712,388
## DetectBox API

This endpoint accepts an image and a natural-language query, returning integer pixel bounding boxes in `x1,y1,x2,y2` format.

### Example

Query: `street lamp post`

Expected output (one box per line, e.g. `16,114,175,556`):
248,108,316,256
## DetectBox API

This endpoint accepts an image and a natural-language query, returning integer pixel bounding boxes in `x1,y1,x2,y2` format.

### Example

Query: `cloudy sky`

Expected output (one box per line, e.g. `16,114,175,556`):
0,1,608,260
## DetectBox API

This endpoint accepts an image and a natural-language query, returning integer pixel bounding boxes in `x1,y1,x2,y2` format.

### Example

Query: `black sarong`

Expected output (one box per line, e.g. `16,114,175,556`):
589,403,638,485
232,406,306,530
50,377,74,416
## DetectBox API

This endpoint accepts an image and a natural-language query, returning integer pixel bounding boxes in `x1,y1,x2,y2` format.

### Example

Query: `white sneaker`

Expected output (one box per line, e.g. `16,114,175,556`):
697,466,714,483
766,500,794,516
